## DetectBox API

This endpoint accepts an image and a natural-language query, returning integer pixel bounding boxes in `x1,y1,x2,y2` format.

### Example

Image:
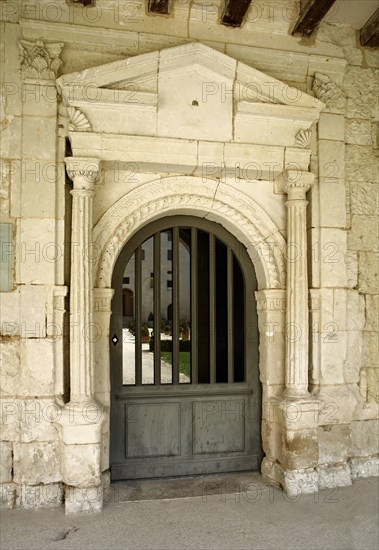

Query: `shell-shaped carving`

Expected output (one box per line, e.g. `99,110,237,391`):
68,107,91,132
295,129,311,148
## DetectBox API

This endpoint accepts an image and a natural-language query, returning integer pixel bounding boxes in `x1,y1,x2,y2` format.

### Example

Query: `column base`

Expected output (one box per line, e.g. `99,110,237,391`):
282,387,311,400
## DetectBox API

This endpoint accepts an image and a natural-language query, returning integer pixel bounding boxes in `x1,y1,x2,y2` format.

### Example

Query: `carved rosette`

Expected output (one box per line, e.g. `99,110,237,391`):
19,40,64,81
312,73,345,110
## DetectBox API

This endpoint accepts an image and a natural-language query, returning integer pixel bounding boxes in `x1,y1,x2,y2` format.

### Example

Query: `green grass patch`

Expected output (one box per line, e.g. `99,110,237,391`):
161,351,191,379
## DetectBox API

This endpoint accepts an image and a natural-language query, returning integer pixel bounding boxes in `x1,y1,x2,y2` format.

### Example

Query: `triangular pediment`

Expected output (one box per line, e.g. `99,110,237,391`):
57,42,324,145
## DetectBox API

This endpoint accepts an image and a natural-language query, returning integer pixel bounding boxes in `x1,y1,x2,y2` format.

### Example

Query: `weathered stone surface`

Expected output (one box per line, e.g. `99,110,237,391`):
365,368,379,404
364,331,379,368
13,442,61,484
282,468,319,497
346,251,358,288
318,113,345,141
61,443,101,488
345,145,379,184
343,66,379,120
16,482,64,510
0,340,20,396
0,398,21,442
65,485,103,514
20,399,60,443
345,331,363,384
345,119,372,145
318,424,350,464
348,215,379,253
317,463,352,489
19,339,55,397
0,483,16,509
358,252,379,295
365,294,379,332
350,420,379,457
349,457,379,479
318,386,360,425
350,182,379,217
0,441,12,483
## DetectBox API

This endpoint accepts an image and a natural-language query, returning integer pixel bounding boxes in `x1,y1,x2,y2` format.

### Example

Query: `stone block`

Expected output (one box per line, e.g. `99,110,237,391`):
13,441,61,484
282,468,319,497
0,441,12,483
0,291,19,336
349,215,379,253
345,119,372,145
358,252,379,295
61,443,101,487
0,398,21,441
19,339,55,397
20,160,57,218
20,285,47,338
318,113,345,141
21,83,57,118
350,419,379,457
21,117,57,161
20,399,60,443
346,290,366,331
318,141,345,179
349,457,379,479
364,331,379,368
318,424,350,464
319,228,347,288
344,66,379,120
16,218,58,285
366,368,379,404
319,178,347,228
0,483,15,509
16,482,63,510
365,294,379,331
345,145,378,185
317,464,352,489
65,484,103,514
350,182,379,217
345,331,364,384
318,386,359,425
282,429,319,470
346,251,358,289
0,340,20,396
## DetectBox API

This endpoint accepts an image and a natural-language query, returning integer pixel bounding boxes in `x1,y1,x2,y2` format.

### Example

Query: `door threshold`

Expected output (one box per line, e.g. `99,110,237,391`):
105,471,276,503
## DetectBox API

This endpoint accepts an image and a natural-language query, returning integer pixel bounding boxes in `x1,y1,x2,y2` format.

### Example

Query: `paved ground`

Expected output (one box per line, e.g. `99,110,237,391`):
123,329,189,384
1,474,378,550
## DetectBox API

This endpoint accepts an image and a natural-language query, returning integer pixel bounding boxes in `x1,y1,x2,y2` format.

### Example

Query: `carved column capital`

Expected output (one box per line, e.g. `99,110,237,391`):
19,40,64,81
65,157,101,192
275,170,315,200
312,73,345,110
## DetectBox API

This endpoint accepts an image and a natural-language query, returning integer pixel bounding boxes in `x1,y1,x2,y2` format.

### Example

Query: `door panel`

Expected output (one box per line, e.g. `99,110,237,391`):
110,216,262,480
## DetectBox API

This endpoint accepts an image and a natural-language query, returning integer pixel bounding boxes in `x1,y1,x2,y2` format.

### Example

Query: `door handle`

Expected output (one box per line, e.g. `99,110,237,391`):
111,334,119,346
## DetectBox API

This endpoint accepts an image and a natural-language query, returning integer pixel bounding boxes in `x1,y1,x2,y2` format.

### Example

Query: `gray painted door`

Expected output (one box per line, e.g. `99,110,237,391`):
110,217,262,480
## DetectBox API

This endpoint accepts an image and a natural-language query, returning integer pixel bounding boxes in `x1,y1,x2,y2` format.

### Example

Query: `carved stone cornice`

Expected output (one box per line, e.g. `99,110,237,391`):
65,157,101,190
19,40,64,81
312,73,345,110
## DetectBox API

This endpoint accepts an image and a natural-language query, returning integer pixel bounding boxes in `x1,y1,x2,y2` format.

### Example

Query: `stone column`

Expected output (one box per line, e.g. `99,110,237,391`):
279,170,315,399
57,157,103,514
65,157,101,402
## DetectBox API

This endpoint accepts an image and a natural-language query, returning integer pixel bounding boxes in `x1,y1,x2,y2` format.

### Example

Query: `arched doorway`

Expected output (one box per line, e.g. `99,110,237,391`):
109,216,262,479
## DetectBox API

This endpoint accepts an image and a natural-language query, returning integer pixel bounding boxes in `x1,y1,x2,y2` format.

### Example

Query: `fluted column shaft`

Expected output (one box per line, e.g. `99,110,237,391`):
65,157,101,402
283,170,314,398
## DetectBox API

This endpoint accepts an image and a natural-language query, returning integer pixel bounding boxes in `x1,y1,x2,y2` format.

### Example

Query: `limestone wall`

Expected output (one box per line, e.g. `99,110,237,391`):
0,1,378,510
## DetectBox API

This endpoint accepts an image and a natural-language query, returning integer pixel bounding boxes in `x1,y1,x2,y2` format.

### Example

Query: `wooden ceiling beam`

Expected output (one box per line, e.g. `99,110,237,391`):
292,0,337,38
148,0,170,16
360,8,379,48
221,0,252,28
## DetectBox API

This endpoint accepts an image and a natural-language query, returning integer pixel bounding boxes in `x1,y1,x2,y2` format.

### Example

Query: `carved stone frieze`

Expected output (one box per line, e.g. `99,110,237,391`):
93,177,286,290
312,73,345,110
19,40,64,81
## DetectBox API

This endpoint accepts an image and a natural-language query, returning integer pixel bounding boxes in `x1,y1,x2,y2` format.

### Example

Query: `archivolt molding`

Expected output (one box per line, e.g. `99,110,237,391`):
93,177,286,290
